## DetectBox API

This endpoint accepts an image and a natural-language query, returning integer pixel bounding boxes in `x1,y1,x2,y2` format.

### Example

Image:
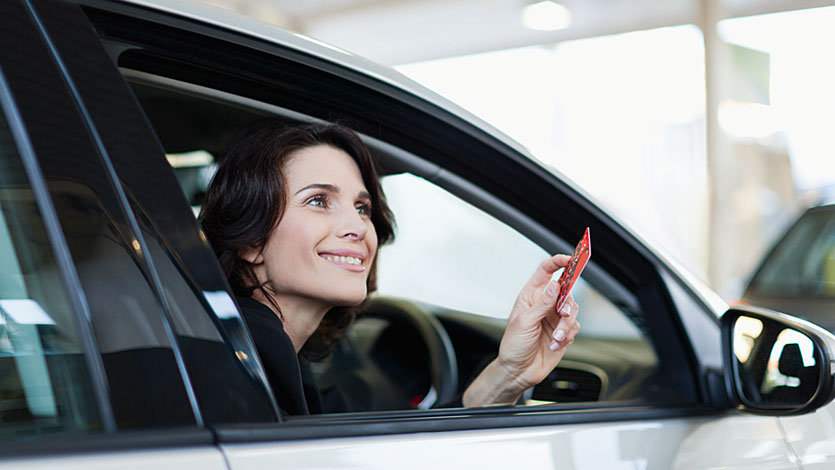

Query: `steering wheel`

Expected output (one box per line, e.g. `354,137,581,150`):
321,296,459,410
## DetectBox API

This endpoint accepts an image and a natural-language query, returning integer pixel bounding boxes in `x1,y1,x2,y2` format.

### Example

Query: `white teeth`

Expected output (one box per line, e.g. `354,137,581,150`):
323,255,362,265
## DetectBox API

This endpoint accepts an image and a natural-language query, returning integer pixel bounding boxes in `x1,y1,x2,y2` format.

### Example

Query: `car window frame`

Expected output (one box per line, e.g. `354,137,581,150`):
77,0,721,438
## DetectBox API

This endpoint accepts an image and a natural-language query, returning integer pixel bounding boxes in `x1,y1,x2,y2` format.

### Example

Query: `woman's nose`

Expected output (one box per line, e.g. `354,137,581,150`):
336,207,368,240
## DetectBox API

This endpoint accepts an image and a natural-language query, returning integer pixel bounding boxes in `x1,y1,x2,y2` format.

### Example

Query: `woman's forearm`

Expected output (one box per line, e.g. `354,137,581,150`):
462,358,529,407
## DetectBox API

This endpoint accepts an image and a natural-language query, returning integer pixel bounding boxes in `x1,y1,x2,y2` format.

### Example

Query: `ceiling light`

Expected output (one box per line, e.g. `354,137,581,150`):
521,1,572,31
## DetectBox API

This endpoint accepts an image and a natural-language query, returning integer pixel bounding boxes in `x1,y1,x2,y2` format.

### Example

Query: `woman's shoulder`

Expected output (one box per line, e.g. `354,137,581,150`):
237,296,283,327
236,296,293,350
235,296,313,415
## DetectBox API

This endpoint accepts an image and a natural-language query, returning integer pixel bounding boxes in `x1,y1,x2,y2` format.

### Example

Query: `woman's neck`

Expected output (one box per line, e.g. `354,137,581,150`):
253,290,329,354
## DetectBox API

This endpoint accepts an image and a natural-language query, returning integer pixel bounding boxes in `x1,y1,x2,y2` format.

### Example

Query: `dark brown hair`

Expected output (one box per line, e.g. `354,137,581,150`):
200,121,395,360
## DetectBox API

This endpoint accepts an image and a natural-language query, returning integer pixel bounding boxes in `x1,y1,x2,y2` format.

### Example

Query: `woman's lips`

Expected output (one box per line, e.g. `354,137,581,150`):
319,250,366,272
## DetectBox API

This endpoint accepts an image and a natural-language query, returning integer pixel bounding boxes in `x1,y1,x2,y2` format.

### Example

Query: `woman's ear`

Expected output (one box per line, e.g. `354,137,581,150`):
239,245,264,265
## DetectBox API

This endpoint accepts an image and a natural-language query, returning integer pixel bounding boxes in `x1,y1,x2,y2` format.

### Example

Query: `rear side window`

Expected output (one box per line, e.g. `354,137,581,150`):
0,104,101,437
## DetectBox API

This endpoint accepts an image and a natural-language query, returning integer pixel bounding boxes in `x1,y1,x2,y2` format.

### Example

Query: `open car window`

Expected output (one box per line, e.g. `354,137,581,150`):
119,70,671,411
378,172,646,342
377,172,656,406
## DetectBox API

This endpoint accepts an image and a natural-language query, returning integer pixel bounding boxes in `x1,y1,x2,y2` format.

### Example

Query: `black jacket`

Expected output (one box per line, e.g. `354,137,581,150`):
237,296,462,415
237,296,354,416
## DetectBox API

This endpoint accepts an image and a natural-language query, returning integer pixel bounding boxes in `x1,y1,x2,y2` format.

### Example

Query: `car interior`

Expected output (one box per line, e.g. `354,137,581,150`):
117,67,684,415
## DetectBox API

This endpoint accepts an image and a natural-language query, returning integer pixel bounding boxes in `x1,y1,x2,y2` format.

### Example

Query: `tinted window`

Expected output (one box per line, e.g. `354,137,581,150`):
46,171,196,429
128,208,278,424
750,207,835,298
112,78,277,424
0,103,101,437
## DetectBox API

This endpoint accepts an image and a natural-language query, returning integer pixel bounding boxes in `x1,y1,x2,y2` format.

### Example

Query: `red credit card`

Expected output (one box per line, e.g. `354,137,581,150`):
555,227,591,311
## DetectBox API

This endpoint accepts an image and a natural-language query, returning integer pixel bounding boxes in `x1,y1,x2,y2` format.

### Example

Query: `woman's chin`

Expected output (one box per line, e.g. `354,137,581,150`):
326,289,368,307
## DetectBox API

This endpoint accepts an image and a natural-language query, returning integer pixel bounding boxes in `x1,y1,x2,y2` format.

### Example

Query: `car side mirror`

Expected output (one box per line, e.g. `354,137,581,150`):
722,306,835,415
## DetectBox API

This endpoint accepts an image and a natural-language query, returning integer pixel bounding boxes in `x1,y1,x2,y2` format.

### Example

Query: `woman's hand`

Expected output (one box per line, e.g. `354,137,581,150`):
462,254,581,407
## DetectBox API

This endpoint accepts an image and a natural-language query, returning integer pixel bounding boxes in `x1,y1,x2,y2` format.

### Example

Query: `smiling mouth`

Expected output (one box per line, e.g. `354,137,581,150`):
322,255,362,265
320,254,366,272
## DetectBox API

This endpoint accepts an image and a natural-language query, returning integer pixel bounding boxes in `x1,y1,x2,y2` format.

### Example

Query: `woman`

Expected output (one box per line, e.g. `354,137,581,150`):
200,121,580,415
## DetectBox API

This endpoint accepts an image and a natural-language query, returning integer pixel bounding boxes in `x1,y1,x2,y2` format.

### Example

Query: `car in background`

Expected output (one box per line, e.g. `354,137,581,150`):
742,189,835,330
2,0,835,468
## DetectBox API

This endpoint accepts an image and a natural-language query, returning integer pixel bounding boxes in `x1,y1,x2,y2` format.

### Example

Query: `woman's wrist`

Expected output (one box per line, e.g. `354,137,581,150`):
462,358,529,407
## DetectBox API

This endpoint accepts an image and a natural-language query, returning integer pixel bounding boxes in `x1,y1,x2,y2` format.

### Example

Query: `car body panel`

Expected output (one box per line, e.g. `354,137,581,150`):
779,405,835,469
0,447,227,470
222,414,796,470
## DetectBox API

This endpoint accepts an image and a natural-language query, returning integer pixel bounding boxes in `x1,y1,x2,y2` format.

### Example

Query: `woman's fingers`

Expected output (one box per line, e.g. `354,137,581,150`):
550,296,579,351
549,320,580,351
529,254,571,290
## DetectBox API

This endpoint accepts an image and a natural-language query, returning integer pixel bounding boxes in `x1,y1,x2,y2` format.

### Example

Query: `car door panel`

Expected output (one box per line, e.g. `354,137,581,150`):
221,415,795,469
779,405,835,469
0,447,227,470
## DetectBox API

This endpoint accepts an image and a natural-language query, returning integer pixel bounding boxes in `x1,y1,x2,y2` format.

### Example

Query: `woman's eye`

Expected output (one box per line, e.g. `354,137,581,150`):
356,203,371,216
306,195,327,208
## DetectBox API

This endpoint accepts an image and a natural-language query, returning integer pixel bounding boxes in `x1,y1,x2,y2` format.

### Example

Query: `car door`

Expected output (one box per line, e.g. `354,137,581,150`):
0,0,232,466
71,0,806,468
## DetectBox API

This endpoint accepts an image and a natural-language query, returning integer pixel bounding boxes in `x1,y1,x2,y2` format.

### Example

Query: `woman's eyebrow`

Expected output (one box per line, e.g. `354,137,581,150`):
295,184,371,201
295,183,338,195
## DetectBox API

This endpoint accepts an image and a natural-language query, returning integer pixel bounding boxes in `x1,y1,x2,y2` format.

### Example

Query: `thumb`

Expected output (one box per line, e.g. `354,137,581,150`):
538,278,560,312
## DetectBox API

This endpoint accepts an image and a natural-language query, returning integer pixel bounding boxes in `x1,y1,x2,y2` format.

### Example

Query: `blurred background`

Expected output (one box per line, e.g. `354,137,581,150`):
189,0,833,302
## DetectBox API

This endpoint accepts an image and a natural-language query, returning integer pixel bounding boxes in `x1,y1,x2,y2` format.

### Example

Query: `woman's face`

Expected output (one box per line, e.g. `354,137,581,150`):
253,144,378,310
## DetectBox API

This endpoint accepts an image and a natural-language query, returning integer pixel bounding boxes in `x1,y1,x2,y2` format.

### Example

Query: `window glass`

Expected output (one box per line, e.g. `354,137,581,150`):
118,79,278,424
47,181,196,428
750,208,835,298
0,106,101,437
29,112,198,430
129,209,278,424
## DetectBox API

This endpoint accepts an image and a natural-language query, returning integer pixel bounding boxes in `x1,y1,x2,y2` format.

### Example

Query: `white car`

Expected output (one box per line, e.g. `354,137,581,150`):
1,0,834,468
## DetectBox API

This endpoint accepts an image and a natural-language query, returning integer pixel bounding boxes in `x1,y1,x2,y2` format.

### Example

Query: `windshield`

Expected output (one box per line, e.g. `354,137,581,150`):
749,206,835,298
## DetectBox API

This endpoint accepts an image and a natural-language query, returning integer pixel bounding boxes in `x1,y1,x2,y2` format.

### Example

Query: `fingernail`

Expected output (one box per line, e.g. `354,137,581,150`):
549,340,559,351
559,304,571,316
554,329,566,342
546,280,558,296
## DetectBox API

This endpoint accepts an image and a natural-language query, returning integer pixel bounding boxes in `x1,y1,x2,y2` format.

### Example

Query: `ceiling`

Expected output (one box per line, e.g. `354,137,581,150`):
199,0,835,65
